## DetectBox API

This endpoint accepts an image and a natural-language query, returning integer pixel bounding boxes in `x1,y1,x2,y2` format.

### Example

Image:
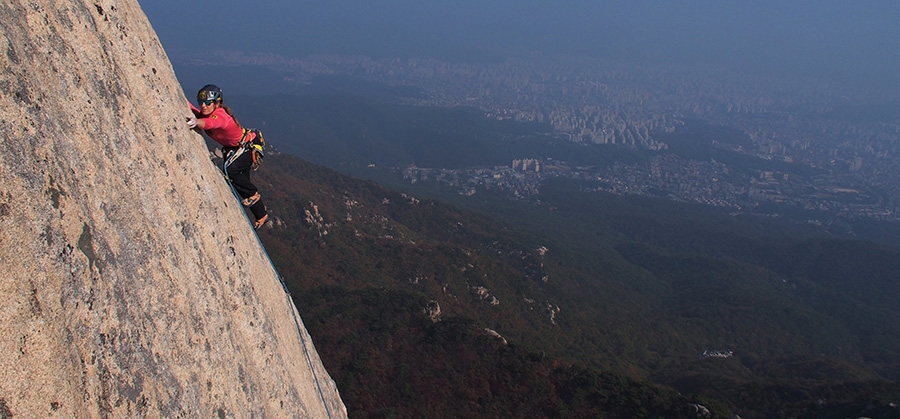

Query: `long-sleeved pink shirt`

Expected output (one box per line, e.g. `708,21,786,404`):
190,103,249,147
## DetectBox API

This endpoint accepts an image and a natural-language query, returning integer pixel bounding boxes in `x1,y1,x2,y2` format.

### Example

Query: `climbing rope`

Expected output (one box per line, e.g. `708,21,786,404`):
220,152,337,418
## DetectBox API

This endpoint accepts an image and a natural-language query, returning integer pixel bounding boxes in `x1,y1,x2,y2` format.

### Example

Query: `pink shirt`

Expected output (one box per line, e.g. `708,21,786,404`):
190,103,249,147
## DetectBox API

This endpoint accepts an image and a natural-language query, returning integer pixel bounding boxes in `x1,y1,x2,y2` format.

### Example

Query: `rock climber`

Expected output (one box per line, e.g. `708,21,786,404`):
187,84,269,229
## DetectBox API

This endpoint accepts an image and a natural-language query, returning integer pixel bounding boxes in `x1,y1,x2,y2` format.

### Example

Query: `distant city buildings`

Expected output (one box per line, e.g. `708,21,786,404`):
512,158,540,172
206,51,900,223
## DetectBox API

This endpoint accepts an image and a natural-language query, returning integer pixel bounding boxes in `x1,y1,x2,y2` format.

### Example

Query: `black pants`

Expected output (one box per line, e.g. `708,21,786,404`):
225,149,267,221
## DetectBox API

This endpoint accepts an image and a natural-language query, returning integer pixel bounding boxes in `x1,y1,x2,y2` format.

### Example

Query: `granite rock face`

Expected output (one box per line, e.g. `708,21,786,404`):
0,1,346,417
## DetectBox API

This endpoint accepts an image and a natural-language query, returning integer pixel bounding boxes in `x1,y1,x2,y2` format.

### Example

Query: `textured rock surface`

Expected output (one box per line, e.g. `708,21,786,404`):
0,1,346,417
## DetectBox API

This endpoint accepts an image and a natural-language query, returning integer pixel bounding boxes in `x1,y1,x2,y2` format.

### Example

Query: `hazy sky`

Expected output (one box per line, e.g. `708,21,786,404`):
141,1,899,91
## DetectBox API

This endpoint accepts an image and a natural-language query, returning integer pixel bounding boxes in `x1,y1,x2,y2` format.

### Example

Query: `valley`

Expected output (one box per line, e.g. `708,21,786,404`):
241,148,899,418
176,55,900,417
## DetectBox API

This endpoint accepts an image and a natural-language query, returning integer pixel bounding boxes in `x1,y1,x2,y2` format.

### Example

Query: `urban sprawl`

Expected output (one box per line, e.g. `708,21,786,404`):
205,51,900,224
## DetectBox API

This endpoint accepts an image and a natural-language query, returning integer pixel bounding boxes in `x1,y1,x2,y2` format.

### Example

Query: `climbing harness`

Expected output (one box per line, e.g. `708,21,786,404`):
223,128,266,172
222,147,245,175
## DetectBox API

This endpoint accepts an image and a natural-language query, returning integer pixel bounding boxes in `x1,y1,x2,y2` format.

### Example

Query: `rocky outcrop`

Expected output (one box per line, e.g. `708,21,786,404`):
0,1,345,417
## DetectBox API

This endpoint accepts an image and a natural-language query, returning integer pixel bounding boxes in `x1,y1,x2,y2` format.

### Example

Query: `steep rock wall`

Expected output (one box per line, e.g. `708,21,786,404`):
0,1,346,417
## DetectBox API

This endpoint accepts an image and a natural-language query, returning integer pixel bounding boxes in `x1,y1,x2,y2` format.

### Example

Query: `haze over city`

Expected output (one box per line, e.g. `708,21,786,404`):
142,0,900,226
143,0,898,90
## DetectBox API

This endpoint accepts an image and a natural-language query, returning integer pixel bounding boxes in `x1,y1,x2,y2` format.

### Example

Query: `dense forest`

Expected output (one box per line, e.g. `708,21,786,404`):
207,82,900,417
241,150,899,418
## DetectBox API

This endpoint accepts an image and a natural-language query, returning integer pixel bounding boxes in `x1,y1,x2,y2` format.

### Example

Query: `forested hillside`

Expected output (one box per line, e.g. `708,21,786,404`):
245,150,899,418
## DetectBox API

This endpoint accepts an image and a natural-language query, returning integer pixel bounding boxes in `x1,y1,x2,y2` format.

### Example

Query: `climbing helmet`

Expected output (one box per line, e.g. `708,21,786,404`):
197,84,223,106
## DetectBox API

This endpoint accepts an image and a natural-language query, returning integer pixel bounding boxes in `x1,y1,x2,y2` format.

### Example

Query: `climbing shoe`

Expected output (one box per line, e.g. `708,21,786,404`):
254,214,269,230
242,192,261,207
